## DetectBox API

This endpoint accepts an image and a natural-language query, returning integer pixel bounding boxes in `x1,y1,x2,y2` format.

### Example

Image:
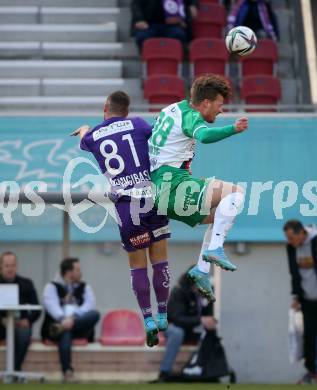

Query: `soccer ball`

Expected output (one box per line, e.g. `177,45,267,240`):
225,26,257,56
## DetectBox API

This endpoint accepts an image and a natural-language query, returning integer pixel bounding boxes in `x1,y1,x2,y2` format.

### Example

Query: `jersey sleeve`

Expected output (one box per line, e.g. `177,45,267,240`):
182,109,236,144
194,124,236,144
80,134,90,151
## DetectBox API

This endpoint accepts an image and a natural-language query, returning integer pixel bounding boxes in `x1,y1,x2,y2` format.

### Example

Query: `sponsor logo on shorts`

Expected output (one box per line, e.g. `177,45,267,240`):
152,225,170,238
130,232,151,246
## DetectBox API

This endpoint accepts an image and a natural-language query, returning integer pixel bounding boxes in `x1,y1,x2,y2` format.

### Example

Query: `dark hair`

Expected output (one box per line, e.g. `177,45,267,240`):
283,220,305,234
190,74,231,105
60,257,79,276
106,90,130,116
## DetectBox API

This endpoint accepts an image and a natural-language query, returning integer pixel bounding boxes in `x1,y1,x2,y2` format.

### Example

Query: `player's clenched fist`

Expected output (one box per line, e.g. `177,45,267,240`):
234,117,248,133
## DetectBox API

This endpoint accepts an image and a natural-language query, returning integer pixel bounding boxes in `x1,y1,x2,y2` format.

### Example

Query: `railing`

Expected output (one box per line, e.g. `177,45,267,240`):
0,104,317,116
2,191,110,258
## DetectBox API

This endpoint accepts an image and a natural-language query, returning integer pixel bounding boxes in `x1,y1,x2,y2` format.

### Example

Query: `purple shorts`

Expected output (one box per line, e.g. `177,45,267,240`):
115,198,170,252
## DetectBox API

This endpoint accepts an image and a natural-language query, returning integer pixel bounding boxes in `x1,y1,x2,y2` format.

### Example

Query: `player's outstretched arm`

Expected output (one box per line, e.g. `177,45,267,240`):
234,117,248,133
70,125,90,139
193,124,236,144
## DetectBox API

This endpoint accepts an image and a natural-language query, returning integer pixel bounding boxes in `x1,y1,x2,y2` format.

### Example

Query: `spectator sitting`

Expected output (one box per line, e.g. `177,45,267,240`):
227,0,279,41
131,0,198,50
155,267,217,383
41,258,100,383
0,251,41,373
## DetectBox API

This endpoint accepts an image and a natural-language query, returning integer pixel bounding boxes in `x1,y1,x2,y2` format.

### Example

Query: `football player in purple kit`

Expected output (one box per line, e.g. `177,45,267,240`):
72,91,170,347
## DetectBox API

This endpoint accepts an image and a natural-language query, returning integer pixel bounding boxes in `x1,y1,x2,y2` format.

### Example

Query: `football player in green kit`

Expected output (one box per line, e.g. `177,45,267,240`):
149,74,248,302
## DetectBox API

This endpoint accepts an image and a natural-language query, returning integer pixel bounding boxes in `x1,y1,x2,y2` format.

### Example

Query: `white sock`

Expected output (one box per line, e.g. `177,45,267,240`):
197,224,213,273
208,192,244,250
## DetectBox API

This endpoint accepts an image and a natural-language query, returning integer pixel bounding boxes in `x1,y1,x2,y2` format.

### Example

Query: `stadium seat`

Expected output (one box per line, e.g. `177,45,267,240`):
189,38,229,77
241,75,281,111
144,75,185,108
240,39,278,77
43,338,88,346
100,309,145,346
192,3,226,39
142,38,183,77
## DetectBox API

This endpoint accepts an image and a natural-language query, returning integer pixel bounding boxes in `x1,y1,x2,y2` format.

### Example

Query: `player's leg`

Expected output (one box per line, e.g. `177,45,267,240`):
115,199,159,347
128,250,159,347
149,239,170,332
187,223,216,301
200,179,245,270
150,166,213,301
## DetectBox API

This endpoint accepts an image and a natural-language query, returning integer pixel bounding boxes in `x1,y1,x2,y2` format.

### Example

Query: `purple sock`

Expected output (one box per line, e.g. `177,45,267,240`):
152,261,170,314
130,267,152,319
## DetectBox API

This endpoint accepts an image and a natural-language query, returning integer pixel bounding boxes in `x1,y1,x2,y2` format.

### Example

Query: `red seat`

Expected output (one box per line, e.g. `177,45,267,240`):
144,75,185,108
100,309,145,346
241,75,281,112
192,3,226,39
240,39,278,77
142,38,183,77
190,38,229,77
43,338,88,346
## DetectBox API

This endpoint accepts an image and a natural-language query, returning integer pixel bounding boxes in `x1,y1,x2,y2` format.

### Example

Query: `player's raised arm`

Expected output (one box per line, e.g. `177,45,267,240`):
192,123,236,144
69,125,90,139
193,116,248,143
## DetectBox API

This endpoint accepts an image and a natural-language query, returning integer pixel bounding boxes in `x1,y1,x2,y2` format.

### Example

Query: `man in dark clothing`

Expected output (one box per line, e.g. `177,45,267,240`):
156,268,216,382
41,258,99,383
0,251,40,372
131,0,198,49
284,220,317,384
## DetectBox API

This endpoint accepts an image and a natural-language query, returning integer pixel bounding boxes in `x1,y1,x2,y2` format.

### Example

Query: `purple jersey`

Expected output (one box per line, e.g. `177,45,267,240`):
80,116,170,252
81,116,152,198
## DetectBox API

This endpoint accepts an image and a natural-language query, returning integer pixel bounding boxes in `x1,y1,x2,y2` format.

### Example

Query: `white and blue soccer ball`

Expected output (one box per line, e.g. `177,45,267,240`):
225,26,257,56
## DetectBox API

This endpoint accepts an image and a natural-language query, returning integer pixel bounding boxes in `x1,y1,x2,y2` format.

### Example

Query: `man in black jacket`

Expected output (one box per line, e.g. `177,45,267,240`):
41,258,99,383
131,0,198,49
284,220,317,384
0,251,40,372
156,268,216,382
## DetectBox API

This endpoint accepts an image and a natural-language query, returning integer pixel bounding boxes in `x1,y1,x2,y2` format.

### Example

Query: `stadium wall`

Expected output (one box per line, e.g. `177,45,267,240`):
1,114,317,242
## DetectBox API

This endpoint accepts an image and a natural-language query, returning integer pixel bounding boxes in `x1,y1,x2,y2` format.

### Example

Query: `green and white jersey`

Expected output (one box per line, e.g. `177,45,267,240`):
149,100,202,171
149,100,236,172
